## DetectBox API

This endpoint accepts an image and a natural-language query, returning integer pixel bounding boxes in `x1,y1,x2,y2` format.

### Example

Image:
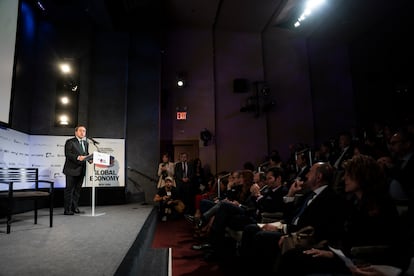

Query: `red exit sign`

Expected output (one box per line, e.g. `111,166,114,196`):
176,112,187,120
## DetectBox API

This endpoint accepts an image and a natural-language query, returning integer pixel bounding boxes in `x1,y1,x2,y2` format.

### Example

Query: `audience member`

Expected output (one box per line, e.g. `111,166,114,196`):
156,152,175,189
174,152,194,214
153,176,184,222
331,131,354,170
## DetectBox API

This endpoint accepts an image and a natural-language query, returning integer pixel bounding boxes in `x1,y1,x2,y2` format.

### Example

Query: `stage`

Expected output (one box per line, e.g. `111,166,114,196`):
0,203,167,276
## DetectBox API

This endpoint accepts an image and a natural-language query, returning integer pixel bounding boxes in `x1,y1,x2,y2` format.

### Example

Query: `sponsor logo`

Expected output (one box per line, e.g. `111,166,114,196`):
46,152,55,158
95,156,116,168
54,173,62,178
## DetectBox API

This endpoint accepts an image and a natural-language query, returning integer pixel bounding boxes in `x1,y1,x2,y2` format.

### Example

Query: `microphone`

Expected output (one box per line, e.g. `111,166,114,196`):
218,173,231,179
88,137,100,145
258,161,269,167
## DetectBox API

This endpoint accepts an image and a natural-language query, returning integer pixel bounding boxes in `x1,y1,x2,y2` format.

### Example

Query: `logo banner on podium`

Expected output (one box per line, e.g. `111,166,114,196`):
93,151,110,166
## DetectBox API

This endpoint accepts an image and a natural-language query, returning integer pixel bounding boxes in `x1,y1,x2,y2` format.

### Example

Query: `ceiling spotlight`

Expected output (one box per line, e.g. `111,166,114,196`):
176,72,187,88
59,63,71,74
177,79,185,87
58,114,69,125
60,96,69,105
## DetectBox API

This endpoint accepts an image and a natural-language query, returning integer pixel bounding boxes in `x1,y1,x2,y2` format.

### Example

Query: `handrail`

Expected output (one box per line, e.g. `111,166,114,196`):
127,167,157,183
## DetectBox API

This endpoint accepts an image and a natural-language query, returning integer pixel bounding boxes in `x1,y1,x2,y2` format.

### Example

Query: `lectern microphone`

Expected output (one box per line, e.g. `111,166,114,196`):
88,137,100,145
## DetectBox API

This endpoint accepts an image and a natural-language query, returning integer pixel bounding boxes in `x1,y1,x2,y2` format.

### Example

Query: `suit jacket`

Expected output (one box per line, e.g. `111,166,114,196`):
331,146,354,169
174,161,194,185
285,187,346,243
63,137,89,176
256,185,288,214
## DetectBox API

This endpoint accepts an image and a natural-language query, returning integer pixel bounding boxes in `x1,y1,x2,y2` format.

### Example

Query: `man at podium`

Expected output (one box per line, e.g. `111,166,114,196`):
63,125,91,215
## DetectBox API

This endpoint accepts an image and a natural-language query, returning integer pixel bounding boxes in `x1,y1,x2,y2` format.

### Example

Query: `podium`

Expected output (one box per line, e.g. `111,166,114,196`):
82,151,110,217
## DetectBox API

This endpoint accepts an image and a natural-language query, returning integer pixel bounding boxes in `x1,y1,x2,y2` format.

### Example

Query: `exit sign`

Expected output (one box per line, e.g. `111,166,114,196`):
176,112,187,120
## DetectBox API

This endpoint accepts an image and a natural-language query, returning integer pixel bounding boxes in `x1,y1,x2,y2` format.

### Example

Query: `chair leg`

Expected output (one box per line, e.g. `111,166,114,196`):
7,198,12,234
34,200,38,224
50,198,53,227
6,214,11,234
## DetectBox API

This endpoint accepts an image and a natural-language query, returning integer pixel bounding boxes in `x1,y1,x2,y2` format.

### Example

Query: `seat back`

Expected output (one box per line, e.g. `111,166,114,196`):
0,167,53,234
0,168,39,183
0,168,39,190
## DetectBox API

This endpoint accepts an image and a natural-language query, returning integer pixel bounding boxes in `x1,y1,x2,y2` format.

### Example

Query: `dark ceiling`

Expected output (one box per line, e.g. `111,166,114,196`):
30,0,413,43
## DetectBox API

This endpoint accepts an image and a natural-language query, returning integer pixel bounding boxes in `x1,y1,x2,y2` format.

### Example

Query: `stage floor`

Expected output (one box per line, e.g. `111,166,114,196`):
0,203,154,276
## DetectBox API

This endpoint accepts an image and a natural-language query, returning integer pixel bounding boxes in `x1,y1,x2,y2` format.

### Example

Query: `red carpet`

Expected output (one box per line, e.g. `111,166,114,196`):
151,218,227,276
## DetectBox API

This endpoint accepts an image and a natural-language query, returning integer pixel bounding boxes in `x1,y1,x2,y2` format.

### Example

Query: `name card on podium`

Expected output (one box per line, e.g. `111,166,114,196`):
93,151,110,166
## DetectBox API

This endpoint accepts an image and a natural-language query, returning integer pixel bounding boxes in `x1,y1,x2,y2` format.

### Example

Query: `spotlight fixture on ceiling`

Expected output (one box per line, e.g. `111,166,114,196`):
176,72,187,88
56,58,79,127
57,114,70,125
293,0,326,28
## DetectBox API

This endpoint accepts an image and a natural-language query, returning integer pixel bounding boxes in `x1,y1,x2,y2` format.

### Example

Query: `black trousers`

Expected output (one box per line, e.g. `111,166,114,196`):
64,174,85,212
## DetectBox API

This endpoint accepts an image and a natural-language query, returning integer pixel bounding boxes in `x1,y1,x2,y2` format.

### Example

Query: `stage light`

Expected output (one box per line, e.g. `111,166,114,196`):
176,72,187,88
293,0,326,28
59,63,71,74
58,114,69,125
60,96,69,105
177,79,185,87
37,1,46,11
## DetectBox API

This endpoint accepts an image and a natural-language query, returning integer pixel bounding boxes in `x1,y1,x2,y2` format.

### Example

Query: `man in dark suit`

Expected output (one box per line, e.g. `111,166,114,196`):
174,152,194,214
330,131,354,194
331,132,354,170
63,125,91,215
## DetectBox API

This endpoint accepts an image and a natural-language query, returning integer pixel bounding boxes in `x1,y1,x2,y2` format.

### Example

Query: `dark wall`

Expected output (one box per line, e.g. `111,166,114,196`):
307,39,356,146
126,32,161,203
350,17,414,126
88,32,129,138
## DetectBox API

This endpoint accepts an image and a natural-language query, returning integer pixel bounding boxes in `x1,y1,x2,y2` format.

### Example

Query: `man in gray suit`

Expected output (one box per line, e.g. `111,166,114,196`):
63,125,91,215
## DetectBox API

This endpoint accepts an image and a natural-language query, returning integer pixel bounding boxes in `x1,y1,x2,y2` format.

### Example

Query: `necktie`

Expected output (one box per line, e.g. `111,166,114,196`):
80,140,85,153
183,162,187,178
292,191,316,225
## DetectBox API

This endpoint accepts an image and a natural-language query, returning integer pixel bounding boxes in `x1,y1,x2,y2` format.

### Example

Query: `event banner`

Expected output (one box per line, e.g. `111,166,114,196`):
0,126,125,190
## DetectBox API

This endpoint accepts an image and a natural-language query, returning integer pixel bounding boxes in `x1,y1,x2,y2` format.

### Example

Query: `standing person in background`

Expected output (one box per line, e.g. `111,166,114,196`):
63,125,91,215
157,152,175,189
175,152,194,214
192,158,206,193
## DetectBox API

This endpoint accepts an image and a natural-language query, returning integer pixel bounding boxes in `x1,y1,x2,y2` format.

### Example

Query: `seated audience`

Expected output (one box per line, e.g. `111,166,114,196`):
196,167,288,259
277,155,410,275
240,162,346,275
